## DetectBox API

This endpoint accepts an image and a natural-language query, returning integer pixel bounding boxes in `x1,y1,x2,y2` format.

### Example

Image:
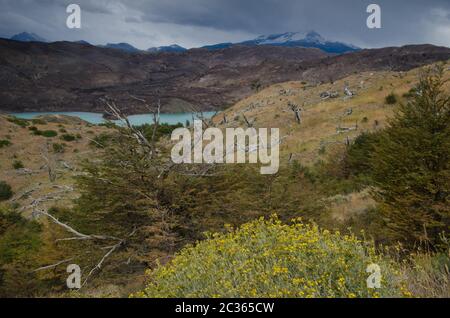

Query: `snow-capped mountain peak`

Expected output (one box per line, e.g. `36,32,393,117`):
252,31,326,45
303,31,326,44
237,31,358,53
147,44,187,53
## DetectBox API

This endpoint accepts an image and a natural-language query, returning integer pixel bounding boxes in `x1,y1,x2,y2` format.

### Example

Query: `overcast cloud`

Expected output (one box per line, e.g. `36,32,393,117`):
0,0,449,49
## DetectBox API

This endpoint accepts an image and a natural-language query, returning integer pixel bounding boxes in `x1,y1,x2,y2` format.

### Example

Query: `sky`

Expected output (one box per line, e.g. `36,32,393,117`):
0,0,449,50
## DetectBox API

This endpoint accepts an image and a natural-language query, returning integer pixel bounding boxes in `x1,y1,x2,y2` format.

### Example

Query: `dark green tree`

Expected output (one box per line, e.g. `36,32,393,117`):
370,66,450,248
0,181,13,201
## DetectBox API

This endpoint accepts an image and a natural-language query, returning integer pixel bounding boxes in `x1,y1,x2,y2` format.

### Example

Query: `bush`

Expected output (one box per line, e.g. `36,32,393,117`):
403,87,421,99
12,160,24,170
401,250,450,297
52,143,66,153
60,134,76,142
344,132,382,178
34,130,58,138
6,117,29,128
136,123,183,142
0,181,13,201
0,208,43,297
134,217,406,298
0,140,12,148
31,118,46,125
385,93,398,105
89,133,112,148
41,130,58,138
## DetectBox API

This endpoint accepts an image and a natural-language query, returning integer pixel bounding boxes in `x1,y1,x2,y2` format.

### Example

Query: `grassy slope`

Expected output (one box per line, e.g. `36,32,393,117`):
216,61,450,163
214,60,450,222
0,115,108,217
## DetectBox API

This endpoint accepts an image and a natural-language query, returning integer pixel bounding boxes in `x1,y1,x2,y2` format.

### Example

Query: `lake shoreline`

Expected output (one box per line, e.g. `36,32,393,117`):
1,108,220,116
5,111,217,126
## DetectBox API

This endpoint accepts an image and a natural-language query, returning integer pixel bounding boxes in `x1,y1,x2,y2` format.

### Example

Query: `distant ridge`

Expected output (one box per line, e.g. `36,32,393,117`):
1,37,448,115
75,40,91,45
104,42,140,53
6,30,359,54
10,32,47,42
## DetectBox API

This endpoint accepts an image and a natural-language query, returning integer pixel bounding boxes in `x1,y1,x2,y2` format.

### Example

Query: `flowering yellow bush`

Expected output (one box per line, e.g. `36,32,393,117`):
134,217,407,298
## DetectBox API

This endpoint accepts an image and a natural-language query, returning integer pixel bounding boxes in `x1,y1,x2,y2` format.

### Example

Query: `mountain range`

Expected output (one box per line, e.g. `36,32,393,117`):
6,31,358,54
1,36,449,114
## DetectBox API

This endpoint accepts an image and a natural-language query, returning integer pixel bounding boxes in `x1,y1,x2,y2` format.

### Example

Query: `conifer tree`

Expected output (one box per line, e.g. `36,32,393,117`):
370,65,449,248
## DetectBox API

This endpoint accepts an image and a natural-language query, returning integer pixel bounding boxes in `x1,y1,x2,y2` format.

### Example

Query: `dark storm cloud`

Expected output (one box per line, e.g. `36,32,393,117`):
132,0,450,47
0,0,449,49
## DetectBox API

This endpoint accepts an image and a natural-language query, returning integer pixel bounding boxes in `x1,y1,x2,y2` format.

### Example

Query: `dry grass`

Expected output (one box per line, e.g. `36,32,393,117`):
215,61,450,165
323,189,375,223
212,60,450,225
0,115,108,216
400,251,450,298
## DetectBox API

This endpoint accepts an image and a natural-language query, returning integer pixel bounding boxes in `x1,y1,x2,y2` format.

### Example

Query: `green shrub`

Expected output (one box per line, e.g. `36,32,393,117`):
7,117,29,128
385,93,398,105
38,130,58,138
133,123,183,143
344,132,382,178
52,143,66,153
0,208,43,297
90,133,112,148
28,126,38,132
0,140,12,148
98,122,117,128
12,160,24,170
0,181,13,201
134,217,406,298
60,134,76,142
31,118,46,125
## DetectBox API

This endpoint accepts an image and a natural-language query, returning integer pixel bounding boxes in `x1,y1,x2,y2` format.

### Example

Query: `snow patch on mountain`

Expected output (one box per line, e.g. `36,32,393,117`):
147,44,187,53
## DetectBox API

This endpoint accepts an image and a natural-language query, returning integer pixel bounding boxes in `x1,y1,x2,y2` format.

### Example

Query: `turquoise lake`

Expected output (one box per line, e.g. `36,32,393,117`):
9,111,216,126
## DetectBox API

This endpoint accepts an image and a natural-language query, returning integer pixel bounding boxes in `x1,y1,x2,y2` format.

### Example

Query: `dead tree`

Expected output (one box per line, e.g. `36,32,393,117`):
102,95,159,159
288,102,303,124
34,207,135,288
222,113,228,124
41,143,57,182
33,96,289,286
242,113,255,127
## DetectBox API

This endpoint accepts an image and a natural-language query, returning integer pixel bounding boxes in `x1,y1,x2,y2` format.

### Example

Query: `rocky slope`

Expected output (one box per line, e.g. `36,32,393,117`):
0,38,449,114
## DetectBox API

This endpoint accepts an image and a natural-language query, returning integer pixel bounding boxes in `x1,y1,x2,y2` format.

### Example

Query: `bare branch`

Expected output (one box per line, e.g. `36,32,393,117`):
33,258,74,272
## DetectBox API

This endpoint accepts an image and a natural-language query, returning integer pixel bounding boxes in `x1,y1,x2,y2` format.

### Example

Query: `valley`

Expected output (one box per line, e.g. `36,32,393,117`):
1,22,450,297
1,60,448,237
